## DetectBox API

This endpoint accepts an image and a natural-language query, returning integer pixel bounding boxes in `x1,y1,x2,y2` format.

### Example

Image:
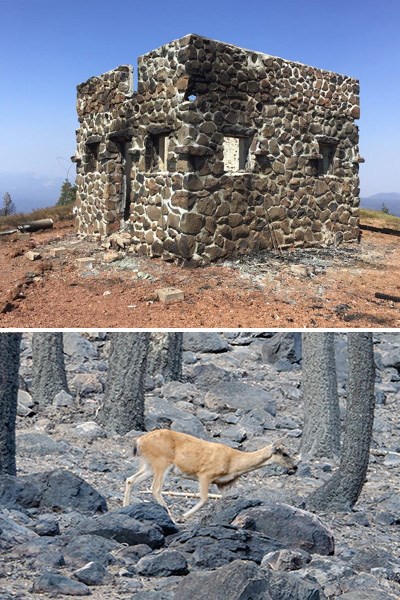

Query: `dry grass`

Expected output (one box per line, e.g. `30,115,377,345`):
0,205,74,231
360,208,400,230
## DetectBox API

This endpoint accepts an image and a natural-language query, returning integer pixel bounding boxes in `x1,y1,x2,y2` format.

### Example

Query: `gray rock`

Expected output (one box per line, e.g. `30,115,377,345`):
145,397,191,430
63,333,98,358
18,389,34,407
376,492,400,518
172,559,269,599
263,568,327,599
224,501,334,556
115,501,178,536
261,333,302,365
262,548,311,571
74,421,107,441
160,381,198,402
16,433,71,456
378,348,400,370
0,469,107,515
63,534,119,567
348,545,400,572
74,561,108,585
118,544,153,563
71,513,165,548
69,373,104,396
204,381,276,416
384,452,400,467
219,425,247,443
183,333,230,354
32,517,60,536
32,571,91,596
135,550,189,577
168,524,282,568
196,408,219,422
130,592,174,600
17,389,35,416
182,351,198,364
297,556,357,597
53,390,75,407
0,513,39,547
340,572,398,600
191,363,232,388
171,416,208,439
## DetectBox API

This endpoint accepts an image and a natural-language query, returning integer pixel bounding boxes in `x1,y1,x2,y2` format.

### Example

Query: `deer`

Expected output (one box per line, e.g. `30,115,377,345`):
123,429,297,519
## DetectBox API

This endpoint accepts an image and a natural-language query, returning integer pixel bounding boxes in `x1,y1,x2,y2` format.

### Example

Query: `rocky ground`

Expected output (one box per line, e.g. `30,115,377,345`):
1,332,400,599
0,219,400,328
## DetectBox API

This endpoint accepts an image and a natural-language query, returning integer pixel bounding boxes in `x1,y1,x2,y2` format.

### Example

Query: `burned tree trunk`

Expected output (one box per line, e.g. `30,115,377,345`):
147,332,183,383
98,332,150,434
32,333,69,405
306,333,375,512
301,332,340,460
0,333,22,476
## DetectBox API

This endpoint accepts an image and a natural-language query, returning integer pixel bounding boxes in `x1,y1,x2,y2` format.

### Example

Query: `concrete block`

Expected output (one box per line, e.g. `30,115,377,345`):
103,251,120,263
76,258,93,270
156,287,185,303
50,247,67,258
25,251,41,261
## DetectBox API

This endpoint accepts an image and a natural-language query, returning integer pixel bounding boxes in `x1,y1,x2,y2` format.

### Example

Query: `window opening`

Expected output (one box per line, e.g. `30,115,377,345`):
85,142,99,173
146,134,169,171
223,136,251,172
116,141,132,220
318,143,336,175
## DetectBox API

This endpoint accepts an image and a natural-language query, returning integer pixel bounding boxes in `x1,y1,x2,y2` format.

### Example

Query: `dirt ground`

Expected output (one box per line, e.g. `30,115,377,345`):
0,219,399,328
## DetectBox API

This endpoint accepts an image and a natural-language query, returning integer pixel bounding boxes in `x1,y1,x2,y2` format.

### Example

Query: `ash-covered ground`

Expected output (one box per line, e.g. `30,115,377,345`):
1,332,399,599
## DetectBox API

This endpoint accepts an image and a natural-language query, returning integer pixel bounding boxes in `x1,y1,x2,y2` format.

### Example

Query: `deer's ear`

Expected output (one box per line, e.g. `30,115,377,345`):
272,436,288,449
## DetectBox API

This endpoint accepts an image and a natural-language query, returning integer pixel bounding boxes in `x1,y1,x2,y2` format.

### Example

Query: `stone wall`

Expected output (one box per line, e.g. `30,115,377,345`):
75,34,362,264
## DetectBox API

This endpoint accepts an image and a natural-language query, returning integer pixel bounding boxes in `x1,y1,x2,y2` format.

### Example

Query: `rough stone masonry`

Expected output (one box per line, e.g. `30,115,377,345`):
74,34,363,265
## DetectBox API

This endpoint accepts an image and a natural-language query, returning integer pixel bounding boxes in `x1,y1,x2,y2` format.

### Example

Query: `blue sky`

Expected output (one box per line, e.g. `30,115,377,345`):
0,0,399,212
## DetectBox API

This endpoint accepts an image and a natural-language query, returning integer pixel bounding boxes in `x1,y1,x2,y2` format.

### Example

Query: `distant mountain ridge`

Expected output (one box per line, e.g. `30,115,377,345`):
360,193,400,216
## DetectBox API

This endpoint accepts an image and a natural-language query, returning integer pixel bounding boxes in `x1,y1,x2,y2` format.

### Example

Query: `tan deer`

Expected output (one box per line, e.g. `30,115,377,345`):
123,429,297,518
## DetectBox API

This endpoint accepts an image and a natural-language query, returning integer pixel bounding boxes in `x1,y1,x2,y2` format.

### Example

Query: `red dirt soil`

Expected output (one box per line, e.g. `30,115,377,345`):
0,219,399,329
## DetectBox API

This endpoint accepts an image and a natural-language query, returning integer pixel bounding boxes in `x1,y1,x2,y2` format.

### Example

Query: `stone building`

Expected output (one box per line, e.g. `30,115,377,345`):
74,34,362,264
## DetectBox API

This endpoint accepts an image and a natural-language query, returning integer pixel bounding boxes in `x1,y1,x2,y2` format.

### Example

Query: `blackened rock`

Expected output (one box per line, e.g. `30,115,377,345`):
235,502,334,556
0,470,107,516
32,571,91,595
0,513,39,548
348,545,400,572
71,513,164,549
201,498,262,526
135,550,189,577
261,333,302,365
191,363,232,388
183,333,230,354
118,543,153,564
168,524,282,568
73,561,108,586
63,534,119,567
172,559,270,599
116,501,179,536
32,518,60,536
263,569,326,600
